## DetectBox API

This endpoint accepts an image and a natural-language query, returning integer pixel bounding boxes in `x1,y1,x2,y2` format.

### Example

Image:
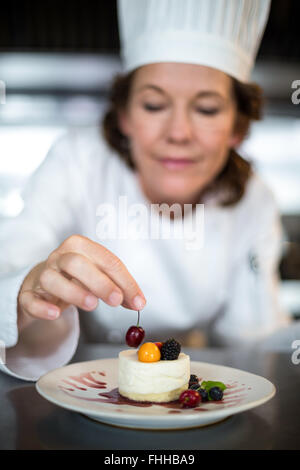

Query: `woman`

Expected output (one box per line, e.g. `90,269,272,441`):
0,0,290,380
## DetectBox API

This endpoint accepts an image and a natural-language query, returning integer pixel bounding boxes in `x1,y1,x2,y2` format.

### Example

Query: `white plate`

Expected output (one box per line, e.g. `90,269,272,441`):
36,358,276,430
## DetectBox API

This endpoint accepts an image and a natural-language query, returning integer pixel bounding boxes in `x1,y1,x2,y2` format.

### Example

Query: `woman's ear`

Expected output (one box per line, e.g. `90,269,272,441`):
228,132,244,149
117,109,131,138
229,112,249,148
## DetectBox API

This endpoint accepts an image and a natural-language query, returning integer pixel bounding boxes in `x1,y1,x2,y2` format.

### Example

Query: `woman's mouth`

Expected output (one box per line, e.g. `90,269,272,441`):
157,157,196,170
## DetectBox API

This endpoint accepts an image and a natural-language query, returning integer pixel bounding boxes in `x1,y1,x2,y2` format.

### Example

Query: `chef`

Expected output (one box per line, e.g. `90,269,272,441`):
0,0,291,380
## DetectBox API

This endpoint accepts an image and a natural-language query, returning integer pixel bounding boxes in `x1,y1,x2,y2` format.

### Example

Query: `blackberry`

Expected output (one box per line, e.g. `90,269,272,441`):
189,374,199,387
189,383,200,391
209,386,223,401
160,338,181,360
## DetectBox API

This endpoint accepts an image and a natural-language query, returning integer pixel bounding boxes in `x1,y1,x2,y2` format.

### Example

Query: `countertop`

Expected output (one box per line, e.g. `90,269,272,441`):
0,344,299,450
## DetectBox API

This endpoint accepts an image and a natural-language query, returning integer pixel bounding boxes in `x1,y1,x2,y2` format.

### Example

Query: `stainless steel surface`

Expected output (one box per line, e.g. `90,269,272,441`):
0,344,299,449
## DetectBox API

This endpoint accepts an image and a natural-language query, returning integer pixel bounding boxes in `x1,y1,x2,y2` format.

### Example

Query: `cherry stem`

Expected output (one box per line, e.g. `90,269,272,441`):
137,310,140,327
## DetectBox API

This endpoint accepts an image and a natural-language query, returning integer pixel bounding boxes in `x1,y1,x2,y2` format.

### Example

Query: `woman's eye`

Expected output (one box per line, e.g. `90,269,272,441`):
143,103,219,115
143,103,164,112
196,108,219,116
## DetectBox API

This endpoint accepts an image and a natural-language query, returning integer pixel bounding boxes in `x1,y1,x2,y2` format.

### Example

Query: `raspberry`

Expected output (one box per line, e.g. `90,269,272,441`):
160,338,181,360
179,389,201,408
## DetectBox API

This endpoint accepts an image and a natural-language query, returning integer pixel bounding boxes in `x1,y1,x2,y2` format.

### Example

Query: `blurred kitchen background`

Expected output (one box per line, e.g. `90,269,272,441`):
0,0,299,320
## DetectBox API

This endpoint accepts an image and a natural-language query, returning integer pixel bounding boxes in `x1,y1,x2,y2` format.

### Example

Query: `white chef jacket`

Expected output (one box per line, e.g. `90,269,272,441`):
0,126,290,380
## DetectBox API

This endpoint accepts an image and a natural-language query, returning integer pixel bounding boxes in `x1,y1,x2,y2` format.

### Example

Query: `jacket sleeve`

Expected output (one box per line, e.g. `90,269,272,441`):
0,132,83,381
210,180,291,347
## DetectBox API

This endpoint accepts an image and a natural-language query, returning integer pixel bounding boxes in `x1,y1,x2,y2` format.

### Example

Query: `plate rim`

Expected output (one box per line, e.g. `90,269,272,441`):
35,358,276,425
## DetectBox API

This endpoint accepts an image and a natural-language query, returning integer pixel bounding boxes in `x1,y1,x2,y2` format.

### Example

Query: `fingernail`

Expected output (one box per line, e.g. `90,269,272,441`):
108,291,123,306
84,295,98,309
47,307,60,319
133,295,146,310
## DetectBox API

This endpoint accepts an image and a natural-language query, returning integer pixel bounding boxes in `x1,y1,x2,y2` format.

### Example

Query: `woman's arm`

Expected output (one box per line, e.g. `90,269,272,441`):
0,133,82,380
0,130,146,380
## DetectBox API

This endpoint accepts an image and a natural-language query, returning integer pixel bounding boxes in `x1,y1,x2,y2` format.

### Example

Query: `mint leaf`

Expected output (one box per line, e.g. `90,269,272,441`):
200,381,227,392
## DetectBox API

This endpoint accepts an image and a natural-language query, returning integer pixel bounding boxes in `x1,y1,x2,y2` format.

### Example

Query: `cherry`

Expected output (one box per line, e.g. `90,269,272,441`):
126,326,145,347
125,310,145,347
179,389,201,408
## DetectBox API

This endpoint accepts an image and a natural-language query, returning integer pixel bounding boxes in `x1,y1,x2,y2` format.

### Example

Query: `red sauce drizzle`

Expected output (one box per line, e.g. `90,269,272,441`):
62,379,87,391
67,371,107,389
58,386,75,392
224,387,246,396
59,373,249,412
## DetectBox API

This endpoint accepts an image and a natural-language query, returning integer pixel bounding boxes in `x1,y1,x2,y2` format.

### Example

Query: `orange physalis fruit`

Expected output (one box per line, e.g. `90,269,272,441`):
138,342,161,362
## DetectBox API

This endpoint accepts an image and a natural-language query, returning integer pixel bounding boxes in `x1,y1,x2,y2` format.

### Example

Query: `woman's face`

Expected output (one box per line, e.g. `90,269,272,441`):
119,62,240,205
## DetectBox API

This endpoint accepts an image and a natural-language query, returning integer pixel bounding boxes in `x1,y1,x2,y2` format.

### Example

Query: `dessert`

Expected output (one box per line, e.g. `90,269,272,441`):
118,338,190,403
121,315,226,407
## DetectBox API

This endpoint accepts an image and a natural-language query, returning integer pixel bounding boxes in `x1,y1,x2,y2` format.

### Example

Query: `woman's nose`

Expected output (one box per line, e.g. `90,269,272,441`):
165,108,192,144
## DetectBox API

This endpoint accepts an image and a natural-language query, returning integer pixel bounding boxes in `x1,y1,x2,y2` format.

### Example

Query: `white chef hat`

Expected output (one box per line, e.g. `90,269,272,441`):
117,0,271,83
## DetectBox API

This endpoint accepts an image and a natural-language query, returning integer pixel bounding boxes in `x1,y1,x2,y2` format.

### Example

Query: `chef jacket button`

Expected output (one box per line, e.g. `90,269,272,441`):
249,252,260,273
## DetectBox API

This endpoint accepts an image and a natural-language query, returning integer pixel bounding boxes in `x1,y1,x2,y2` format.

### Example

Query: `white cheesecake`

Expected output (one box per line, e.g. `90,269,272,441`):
118,349,190,403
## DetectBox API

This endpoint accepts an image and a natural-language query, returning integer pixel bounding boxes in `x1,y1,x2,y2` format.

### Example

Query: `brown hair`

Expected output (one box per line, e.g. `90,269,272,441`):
101,70,264,206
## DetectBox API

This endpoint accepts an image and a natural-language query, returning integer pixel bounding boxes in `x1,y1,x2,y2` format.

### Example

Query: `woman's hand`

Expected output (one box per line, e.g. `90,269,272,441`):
17,235,146,328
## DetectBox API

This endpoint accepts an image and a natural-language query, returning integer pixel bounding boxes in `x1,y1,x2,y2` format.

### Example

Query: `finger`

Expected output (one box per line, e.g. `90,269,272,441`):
100,254,146,310
32,284,71,312
20,290,61,320
57,238,147,310
39,267,99,311
56,252,124,307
